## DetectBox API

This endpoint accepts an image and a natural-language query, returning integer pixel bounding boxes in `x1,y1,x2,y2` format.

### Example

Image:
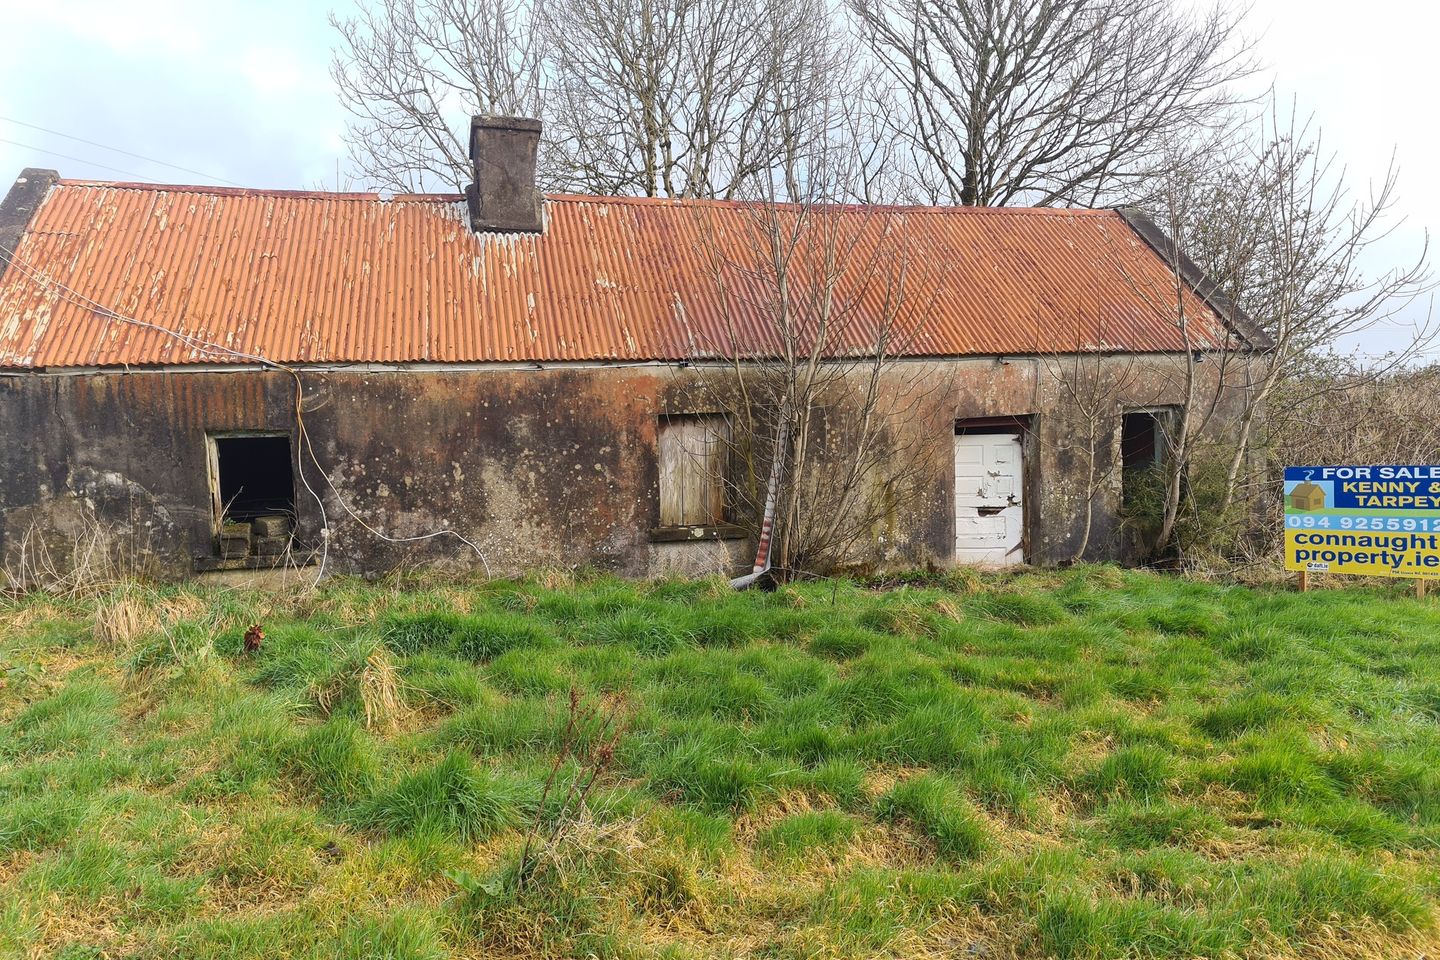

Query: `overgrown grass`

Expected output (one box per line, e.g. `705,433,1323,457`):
3,567,1440,958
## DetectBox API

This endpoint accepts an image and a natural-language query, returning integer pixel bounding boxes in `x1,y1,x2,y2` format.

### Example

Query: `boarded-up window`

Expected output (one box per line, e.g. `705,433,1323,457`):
658,415,727,526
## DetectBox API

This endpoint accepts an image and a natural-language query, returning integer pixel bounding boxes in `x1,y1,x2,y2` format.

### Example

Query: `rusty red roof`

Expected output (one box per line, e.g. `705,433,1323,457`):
0,180,1242,369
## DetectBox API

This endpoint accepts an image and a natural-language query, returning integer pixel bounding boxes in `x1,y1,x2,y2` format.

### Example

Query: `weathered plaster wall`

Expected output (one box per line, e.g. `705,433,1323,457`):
0,355,1245,580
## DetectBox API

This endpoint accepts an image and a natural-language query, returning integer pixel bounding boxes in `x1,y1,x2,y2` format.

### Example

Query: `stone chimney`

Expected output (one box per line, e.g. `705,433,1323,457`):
466,116,543,234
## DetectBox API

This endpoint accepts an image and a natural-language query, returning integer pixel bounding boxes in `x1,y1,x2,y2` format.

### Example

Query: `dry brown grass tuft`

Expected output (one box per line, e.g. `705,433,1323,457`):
0,601,70,634
432,588,480,614
1250,917,1440,960
931,597,964,622
299,589,387,627
531,567,576,591
314,644,410,733
25,892,129,960
942,566,987,594
0,850,39,888
158,592,210,625
91,589,159,648
356,647,407,733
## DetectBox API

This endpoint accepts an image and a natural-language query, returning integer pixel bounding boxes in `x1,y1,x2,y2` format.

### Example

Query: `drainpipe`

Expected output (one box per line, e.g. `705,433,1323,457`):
731,396,791,590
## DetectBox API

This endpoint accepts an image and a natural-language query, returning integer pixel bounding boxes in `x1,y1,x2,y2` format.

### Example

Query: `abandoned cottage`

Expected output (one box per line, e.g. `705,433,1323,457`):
0,117,1265,580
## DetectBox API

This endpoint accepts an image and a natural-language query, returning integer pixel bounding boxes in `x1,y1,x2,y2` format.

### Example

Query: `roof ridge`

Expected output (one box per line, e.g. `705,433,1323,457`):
55,180,467,203
53,180,1117,217
544,193,1117,216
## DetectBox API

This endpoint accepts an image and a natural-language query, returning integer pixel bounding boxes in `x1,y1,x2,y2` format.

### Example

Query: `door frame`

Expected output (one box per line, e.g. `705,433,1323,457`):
954,415,1034,564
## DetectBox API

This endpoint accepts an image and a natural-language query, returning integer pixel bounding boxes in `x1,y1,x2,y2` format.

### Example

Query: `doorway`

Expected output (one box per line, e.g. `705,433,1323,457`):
954,419,1026,566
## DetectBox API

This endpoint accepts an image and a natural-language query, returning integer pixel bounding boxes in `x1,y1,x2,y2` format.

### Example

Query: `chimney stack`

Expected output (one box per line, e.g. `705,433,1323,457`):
466,116,543,234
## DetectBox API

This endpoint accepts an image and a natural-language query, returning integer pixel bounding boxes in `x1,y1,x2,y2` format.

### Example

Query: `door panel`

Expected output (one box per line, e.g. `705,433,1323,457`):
955,431,1024,565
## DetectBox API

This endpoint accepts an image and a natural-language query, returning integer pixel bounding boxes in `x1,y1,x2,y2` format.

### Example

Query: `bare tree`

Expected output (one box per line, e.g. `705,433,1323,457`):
1111,101,1433,559
848,0,1255,207
331,0,858,198
681,142,950,574
1037,328,1140,562
331,0,548,191
544,0,853,198
1169,105,1433,517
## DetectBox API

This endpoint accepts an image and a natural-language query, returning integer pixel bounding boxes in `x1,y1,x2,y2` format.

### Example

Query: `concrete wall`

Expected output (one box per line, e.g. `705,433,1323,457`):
0,355,1244,580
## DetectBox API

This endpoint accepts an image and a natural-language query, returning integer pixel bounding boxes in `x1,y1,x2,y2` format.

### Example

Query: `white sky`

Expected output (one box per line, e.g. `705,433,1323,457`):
1,0,1434,358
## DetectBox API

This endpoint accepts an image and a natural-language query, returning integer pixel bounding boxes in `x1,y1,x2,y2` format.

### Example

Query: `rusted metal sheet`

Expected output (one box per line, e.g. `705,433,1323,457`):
0,181,1232,369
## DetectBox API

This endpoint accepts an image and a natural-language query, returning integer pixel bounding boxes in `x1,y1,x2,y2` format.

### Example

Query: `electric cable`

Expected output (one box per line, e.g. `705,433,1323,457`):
0,116,245,186
0,138,163,183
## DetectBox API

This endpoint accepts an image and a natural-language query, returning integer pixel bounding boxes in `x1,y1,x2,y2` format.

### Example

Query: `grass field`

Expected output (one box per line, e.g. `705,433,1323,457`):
3,567,1440,959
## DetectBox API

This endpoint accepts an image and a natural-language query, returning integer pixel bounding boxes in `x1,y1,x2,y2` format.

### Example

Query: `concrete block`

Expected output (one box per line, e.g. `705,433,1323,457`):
254,535,290,557
252,514,292,538
219,521,251,559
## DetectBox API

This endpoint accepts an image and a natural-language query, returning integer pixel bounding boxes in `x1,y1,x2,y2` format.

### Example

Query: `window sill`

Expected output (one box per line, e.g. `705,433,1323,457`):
649,524,748,543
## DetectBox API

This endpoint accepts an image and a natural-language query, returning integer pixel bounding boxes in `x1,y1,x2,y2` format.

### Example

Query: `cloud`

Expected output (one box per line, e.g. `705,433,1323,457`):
0,0,345,188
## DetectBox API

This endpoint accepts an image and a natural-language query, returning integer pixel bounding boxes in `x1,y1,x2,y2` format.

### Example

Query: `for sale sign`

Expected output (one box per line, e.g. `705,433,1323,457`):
1284,466,1440,578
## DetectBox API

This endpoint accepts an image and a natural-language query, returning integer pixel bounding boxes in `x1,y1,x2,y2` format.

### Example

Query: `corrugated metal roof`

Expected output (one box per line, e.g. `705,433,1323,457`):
0,180,1236,369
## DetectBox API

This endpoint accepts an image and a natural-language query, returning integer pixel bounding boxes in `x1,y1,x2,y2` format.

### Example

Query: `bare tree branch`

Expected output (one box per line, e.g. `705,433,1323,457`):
848,0,1257,206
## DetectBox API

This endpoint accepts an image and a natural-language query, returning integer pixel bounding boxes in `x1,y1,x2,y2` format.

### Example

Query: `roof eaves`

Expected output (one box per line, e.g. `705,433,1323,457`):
1115,206,1273,352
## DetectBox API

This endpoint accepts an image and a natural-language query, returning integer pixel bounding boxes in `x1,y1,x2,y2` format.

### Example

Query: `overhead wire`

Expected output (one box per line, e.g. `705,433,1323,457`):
0,244,492,582
0,138,163,183
0,116,246,187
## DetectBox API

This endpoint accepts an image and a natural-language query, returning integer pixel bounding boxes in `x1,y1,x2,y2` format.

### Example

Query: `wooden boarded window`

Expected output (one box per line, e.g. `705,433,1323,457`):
658,415,727,527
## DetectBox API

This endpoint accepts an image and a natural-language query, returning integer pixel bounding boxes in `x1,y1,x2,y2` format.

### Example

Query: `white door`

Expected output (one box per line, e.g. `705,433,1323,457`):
954,431,1024,566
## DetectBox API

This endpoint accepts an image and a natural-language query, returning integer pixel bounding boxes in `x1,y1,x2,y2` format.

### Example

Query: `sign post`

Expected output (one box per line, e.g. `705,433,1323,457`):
1284,465,1440,596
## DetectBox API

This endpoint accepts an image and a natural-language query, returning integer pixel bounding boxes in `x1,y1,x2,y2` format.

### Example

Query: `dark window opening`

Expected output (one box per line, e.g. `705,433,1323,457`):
1121,410,1169,503
214,435,296,525
1121,412,1160,474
